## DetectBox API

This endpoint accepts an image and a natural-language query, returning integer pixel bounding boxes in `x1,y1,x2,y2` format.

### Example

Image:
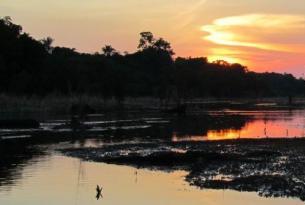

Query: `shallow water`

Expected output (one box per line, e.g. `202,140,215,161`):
0,109,305,204
0,152,303,205
1,110,305,141
173,110,305,141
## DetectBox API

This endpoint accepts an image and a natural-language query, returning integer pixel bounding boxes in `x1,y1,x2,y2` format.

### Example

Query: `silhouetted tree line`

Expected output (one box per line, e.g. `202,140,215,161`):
0,17,304,102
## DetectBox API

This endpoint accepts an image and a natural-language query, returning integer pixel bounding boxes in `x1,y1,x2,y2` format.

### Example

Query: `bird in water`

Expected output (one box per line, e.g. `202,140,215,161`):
96,185,103,200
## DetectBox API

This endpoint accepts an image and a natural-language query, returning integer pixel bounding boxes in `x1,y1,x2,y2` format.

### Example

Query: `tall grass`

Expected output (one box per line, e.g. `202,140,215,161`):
0,94,304,115
0,94,162,114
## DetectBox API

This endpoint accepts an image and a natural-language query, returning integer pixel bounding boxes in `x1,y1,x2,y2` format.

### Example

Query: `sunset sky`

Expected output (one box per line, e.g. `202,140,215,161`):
1,0,305,77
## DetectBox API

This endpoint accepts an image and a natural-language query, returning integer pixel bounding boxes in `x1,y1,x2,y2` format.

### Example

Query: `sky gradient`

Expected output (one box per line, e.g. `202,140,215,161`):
1,0,305,77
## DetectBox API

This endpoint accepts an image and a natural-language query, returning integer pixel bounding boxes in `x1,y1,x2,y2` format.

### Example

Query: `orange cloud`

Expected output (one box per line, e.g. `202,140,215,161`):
201,14,305,76
202,14,305,52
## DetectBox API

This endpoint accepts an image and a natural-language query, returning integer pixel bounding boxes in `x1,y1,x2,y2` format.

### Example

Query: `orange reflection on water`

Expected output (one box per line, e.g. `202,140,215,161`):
1,155,303,205
207,129,241,141
173,111,305,142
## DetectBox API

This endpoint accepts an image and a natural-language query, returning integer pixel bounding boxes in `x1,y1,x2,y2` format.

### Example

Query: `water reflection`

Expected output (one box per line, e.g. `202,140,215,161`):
172,110,305,141
0,141,43,191
0,109,305,204
0,154,303,205
1,110,304,142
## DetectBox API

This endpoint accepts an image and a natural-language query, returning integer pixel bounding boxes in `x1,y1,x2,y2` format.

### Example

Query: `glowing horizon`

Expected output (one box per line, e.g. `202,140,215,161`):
201,14,305,74
1,0,305,77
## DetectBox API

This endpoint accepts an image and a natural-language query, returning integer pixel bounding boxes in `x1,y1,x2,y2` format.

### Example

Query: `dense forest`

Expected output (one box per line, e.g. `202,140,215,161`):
0,17,304,103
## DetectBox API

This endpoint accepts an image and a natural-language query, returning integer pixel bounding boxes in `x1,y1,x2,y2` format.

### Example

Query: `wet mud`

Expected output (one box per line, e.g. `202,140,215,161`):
62,139,305,201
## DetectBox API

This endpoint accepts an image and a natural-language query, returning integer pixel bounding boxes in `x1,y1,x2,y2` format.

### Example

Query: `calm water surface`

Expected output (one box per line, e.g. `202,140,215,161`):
173,110,305,141
0,153,303,205
0,109,305,205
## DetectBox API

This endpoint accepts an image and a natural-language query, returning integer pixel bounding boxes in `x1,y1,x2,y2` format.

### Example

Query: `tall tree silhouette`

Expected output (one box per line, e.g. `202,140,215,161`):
138,32,174,55
0,17,304,100
102,45,118,57
41,37,54,54
138,32,154,50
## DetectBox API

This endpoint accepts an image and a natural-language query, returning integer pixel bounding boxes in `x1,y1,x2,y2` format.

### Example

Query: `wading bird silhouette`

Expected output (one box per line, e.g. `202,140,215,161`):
96,185,103,200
